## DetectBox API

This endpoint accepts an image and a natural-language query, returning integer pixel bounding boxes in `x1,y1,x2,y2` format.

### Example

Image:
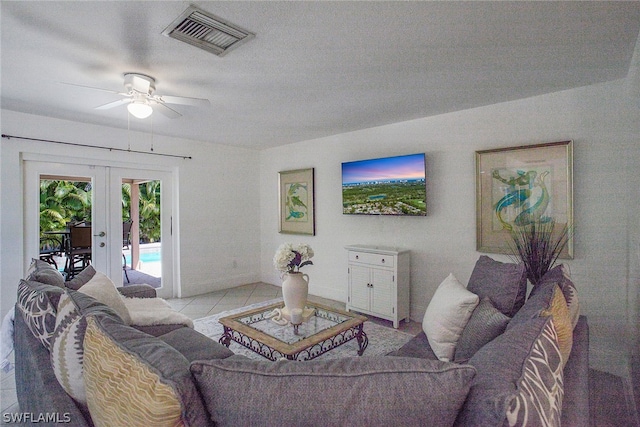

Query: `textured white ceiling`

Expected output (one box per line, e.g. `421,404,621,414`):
2,1,639,149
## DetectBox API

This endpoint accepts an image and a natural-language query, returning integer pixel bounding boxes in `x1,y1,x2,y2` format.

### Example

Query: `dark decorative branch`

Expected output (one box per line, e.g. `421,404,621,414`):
508,219,571,286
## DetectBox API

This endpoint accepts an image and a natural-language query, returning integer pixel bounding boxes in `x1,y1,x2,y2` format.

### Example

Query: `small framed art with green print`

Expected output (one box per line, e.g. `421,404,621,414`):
475,140,573,258
278,168,315,235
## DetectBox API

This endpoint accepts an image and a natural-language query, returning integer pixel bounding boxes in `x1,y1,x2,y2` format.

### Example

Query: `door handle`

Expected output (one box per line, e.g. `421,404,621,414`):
94,231,106,237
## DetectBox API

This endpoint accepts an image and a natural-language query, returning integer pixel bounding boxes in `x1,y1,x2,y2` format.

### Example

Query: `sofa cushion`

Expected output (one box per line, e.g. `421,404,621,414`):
158,327,234,362
16,279,64,351
509,281,573,366
456,316,564,427
26,258,65,288
49,290,123,405
191,356,476,427
64,265,96,290
83,315,211,427
77,271,132,324
536,264,580,329
467,255,527,317
386,331,437,359
423,273,479,361
453,297,510,363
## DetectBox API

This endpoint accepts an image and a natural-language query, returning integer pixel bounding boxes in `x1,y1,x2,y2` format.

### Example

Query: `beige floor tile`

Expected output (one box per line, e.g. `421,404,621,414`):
179,303,219,315
251,287,280,297
189,294,225,306
0,372,15,390
245,295,279,306
217,295,251,306
165,299,192,310
182,311,211,321
0,388,18,412
207,303,243,315
224,286,255,296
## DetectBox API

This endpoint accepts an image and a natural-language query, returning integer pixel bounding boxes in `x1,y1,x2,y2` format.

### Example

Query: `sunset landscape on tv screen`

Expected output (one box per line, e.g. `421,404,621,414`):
342,153,427,215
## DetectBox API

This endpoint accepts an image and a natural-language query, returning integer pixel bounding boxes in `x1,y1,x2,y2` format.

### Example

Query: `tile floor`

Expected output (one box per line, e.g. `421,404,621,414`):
164,281,422,334
0,282,421,423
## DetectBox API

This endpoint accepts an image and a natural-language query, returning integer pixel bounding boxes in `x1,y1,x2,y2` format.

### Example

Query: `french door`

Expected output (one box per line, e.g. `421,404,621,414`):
24,160,175,298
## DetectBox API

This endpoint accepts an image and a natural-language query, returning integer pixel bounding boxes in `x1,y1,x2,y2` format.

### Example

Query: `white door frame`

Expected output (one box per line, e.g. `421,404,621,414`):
24,161,110,275
23,153,178,298
108,167,174,298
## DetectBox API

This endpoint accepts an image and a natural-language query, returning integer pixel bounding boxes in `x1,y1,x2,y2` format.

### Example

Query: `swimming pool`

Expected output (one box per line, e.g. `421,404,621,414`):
125,250,161,265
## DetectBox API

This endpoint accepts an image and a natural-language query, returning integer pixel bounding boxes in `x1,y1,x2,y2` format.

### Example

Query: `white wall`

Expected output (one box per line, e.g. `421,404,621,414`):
259,78,640,371
0,110,261,316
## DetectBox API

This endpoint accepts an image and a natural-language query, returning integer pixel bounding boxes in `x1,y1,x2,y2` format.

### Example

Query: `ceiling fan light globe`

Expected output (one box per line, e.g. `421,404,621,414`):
127,102,153,119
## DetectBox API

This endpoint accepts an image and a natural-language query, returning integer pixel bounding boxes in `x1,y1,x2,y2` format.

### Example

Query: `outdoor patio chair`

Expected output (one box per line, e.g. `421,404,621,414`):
39,235,63,269
122,220,133,283
64,224,92,279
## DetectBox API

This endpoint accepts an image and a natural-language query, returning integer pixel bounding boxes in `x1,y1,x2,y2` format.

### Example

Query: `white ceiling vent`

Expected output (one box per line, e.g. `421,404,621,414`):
162,6,255,57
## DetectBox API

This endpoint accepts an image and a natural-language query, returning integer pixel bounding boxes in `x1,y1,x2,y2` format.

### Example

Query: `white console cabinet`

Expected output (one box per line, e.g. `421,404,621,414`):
345,245,410,328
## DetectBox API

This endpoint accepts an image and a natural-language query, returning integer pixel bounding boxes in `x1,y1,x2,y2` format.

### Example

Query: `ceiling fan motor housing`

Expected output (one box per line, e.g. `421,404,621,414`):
124,73,155,95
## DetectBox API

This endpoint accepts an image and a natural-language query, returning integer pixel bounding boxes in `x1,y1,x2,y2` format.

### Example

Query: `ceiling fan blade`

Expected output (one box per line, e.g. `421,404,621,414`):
95,98,131,110
154,102,182,119
157,95,210,106
59,81,126,96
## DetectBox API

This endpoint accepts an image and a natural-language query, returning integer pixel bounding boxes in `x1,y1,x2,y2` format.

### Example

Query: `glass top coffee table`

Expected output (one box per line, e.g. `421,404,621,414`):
218,301,368,361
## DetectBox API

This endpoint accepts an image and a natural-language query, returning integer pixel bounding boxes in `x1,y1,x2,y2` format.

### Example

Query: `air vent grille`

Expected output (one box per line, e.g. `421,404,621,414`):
162,6,255,57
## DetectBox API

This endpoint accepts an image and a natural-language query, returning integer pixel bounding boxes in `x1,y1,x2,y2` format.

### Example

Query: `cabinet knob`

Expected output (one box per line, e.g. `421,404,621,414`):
355,255,359,259
381,258,385,263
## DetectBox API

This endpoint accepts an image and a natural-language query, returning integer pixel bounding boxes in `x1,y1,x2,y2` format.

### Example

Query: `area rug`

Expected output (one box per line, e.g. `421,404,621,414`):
193,299,415,360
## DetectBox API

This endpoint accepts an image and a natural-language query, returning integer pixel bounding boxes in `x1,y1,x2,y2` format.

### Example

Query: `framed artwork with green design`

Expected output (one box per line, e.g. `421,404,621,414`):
278,168,315,235
476,141,573,258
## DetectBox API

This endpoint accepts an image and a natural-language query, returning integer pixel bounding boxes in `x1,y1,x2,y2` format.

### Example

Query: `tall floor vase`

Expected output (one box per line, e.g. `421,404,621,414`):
282,272,309,314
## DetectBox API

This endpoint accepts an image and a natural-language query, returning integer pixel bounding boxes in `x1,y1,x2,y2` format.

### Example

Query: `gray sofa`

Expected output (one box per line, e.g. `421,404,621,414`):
14,261,235,426
388,317,589,426
13,258,589,427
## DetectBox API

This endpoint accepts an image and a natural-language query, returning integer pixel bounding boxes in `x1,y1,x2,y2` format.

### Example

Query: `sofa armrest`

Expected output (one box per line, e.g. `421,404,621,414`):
561,315,589,427
117,284,156,299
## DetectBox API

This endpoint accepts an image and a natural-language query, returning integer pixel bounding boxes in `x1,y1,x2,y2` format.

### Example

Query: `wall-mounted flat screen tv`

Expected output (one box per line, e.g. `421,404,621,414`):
342,153,426,216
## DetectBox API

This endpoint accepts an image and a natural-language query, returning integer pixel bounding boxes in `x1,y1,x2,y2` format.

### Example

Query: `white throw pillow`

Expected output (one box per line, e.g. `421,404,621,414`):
423,273,480,361
78,271,132,324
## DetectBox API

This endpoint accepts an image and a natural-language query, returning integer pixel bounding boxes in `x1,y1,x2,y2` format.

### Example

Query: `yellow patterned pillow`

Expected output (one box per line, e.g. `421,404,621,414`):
541,285,573,366
83,318,184,427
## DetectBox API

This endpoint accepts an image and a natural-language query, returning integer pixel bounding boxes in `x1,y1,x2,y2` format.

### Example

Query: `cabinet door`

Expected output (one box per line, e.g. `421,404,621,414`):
349,265,370,311
371,268,395,316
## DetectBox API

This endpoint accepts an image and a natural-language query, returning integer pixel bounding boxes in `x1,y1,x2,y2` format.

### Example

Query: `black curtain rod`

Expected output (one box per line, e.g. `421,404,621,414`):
1,134,192,160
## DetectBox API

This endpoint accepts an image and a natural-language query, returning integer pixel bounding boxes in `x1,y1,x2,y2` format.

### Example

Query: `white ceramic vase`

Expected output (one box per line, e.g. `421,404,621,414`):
282,272,309,314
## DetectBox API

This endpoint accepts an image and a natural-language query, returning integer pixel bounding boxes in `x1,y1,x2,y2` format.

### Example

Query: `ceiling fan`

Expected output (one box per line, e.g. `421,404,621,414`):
65,73,210,119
